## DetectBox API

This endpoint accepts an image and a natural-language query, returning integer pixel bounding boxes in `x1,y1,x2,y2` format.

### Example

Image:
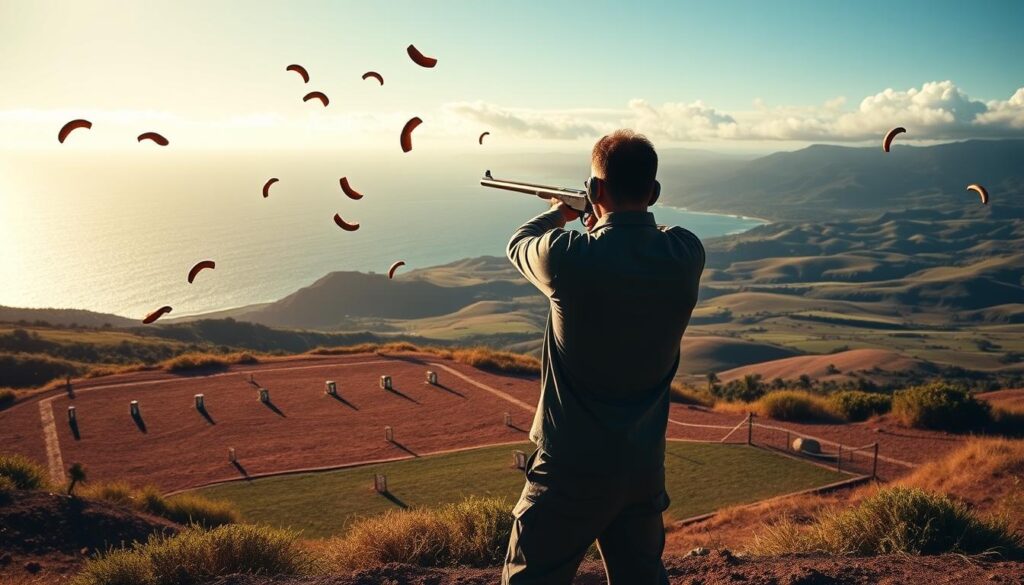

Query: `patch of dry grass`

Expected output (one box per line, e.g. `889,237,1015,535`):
308,343,540,376
161,352,259,373
715,390,840,422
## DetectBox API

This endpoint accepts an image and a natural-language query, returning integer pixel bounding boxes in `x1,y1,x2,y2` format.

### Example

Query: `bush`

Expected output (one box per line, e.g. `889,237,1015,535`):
0,387,15,410
829,391,892,422
82,481,137,506
73,524,310,585
449,348,540,376
758,391,838,422
162,352,259,373
752,487,1021,557
712,374,766,402
670,382,715,407
136,485,240,528
892,382,990,431
0,454,50,490
317,496,513,571
0,475,16,502
0,352,84,388
716,390,838,422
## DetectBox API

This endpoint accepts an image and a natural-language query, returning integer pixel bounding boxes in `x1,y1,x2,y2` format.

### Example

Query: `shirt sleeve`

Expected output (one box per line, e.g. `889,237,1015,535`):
507,207,573,297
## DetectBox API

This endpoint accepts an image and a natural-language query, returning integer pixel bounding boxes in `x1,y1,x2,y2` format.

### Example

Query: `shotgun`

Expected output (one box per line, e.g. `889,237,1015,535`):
480,170,591,219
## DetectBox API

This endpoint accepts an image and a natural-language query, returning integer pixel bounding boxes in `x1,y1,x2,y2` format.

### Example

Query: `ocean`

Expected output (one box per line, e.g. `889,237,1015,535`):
0,149,763,319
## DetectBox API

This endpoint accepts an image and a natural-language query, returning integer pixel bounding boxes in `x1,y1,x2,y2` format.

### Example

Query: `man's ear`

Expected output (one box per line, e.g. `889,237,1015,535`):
649,180,661,206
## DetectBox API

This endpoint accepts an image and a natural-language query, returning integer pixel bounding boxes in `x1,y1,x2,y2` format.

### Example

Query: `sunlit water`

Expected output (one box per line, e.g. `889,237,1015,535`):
0,150,763,319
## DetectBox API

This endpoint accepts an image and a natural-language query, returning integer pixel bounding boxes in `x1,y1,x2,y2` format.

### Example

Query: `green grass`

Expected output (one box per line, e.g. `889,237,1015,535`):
197,441,845,538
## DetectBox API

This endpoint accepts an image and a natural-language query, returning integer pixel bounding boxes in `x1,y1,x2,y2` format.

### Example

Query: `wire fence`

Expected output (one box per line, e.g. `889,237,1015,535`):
669,411,883,479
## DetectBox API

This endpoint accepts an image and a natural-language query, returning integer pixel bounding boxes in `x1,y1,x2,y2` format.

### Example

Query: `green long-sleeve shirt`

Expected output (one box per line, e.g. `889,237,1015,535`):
507,207,705,473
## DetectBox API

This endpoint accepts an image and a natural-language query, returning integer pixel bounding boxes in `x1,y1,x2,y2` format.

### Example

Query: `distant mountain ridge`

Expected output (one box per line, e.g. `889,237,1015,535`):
664,139,1024,220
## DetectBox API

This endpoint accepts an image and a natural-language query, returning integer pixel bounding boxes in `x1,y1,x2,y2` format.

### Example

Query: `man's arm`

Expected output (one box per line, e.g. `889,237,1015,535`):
506,204,576,297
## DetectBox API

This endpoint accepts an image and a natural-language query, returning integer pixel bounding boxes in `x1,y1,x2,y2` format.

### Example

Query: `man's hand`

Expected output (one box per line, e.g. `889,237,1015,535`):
551,199,580,223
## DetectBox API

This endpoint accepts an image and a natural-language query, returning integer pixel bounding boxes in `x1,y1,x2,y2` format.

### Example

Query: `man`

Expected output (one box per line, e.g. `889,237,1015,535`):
502,130,705,584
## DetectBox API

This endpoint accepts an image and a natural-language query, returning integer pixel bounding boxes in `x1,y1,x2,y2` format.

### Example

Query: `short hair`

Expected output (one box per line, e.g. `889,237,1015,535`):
591,130,658,205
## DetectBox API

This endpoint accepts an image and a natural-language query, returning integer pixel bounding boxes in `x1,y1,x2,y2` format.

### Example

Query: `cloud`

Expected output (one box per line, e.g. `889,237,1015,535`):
445,101,614,140
447,81,1024,143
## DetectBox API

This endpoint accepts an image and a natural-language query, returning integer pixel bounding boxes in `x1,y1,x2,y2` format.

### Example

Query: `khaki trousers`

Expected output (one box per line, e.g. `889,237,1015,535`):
502,449,670,585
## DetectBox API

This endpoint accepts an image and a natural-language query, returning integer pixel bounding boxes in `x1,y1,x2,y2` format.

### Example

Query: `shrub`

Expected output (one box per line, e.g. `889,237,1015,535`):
670,382,715,407
715,390,838,422
82,481,136,506
0,352,83,388
317,496,513,571
135,485,239,528
751,487,1021,557
0,387,15,410
0,475,16,503
162,352,259,373
829,391,892,422
449,348,540,376
712,374,765,402
892,382,990,431
73,524,310,585
0,454,50,490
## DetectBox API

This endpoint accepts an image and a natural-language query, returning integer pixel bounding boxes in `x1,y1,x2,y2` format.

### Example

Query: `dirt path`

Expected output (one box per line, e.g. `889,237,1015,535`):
37,399,64,486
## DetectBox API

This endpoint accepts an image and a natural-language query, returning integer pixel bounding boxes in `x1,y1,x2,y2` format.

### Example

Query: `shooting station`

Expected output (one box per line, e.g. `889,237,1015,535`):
130,400,140,417
379,375,392,390
325,380,337,396
194,393,205,410
228,448,237,463
384,425,394,442
373,473,388,494
67,405,76,422
512,449,527,470
425,370,437,385
259,388,270,403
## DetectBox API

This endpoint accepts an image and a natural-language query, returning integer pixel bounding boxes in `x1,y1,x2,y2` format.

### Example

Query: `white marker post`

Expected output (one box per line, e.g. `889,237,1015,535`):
194,394,205,410
259,388,270,403
379,375,392,390
425,371,437,385
325,381,337,396
374,473,388,494
384,425,394,442
67,406,76,423
130,400,140,418
228,448,237,463
504,412,513,427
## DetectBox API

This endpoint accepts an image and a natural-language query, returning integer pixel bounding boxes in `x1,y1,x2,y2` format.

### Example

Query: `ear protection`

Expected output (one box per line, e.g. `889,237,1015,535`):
586,177,661,206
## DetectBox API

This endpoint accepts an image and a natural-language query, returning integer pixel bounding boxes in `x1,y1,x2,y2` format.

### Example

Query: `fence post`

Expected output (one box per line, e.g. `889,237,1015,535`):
785,431,791,451
747,413,753,445
872,443,879,480
837,445,843,473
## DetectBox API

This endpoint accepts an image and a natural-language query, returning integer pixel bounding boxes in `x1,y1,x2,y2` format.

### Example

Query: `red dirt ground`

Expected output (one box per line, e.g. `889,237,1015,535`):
0,351,970,492
209,552,1024,584
0,353,538,493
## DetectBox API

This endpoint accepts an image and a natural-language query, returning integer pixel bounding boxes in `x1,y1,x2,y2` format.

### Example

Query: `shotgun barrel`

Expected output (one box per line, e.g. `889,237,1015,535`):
480,170,589,213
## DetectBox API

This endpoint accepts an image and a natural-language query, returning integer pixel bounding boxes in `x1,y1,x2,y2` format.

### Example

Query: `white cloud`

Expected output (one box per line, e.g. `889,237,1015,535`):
447,81,1024,143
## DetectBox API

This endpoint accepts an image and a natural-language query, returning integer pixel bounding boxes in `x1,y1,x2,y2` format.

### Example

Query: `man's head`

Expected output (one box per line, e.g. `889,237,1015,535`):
590,130,659,211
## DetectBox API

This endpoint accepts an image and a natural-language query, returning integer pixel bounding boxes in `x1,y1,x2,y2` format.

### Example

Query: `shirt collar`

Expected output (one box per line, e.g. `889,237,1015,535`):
593,211,657,230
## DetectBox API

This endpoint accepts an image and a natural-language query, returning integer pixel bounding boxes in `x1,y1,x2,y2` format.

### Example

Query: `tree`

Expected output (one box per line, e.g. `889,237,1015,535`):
706,372,719,392
67,463,86,496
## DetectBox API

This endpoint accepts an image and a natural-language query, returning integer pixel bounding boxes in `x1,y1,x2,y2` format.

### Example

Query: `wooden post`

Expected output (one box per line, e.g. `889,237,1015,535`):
259,388,270,403
512,450,527,470
67,406,76,422
785,431,791,451
746,413,753,445
837,445,843,473
130,400,140,417
195,394,205,410
872,443,879,480
384,425,394,442
374,473,388,493
228,448,237,463
504,412,513,427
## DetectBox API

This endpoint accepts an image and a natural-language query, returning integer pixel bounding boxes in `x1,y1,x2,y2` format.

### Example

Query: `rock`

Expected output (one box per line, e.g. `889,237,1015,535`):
792,437,822,454
687,547,710,557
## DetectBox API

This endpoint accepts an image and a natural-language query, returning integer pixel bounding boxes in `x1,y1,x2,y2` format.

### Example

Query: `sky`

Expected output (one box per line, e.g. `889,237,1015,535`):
1,0,1023,153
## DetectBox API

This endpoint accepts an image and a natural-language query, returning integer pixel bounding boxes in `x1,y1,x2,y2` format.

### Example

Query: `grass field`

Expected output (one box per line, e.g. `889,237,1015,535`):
196,441,846,538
